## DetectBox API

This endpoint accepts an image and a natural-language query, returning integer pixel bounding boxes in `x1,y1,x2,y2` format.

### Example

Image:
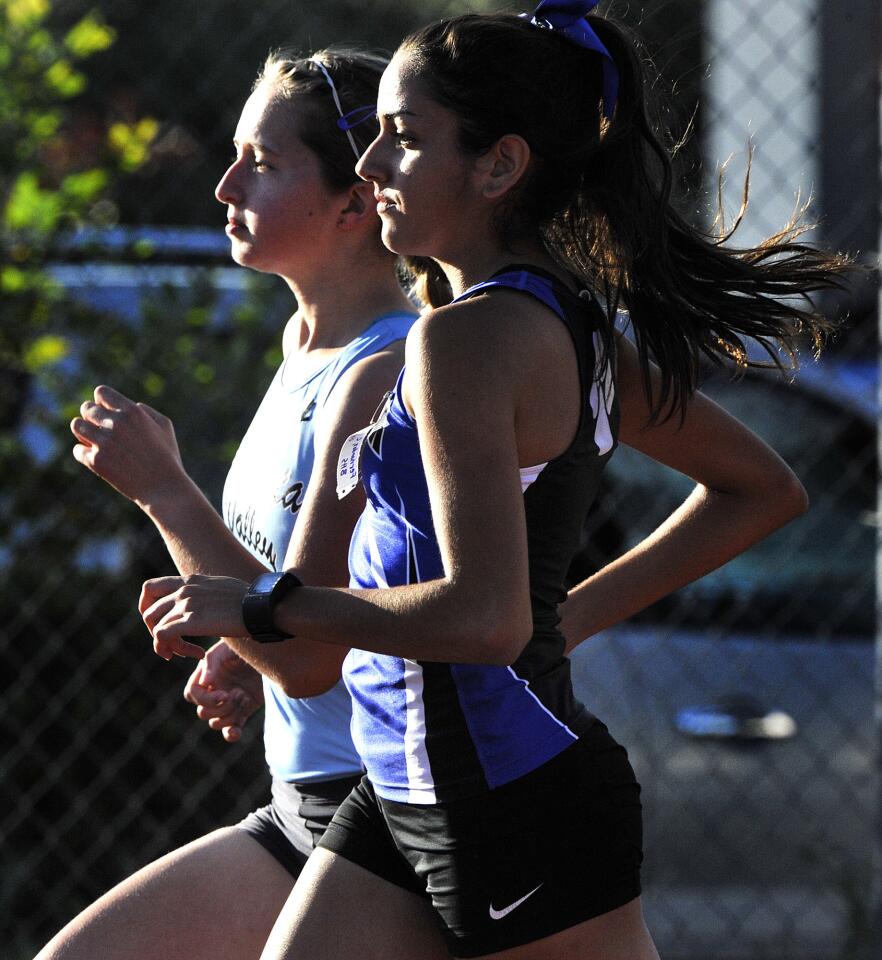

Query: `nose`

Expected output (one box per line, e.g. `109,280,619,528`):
355,132,385,184
215,159,242,206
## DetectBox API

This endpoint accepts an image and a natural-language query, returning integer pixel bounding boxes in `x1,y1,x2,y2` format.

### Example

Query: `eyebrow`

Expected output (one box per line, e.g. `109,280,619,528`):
232,139,281,156
380,110,418,122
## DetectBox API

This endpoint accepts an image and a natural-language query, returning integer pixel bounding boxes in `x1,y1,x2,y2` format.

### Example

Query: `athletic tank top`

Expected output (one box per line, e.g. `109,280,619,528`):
343,267,618,803
223,311,416,782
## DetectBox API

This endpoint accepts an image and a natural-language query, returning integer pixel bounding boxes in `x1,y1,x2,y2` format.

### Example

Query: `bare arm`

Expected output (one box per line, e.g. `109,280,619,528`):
559,336,807,654
141,300,538,667
242,346,406,695
72,385,264,580
73,343,406,693
140,300,804,669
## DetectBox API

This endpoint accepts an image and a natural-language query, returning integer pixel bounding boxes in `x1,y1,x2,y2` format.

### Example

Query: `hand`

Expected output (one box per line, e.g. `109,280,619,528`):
184,640,264,742
71,385,185,506
140,574,250,661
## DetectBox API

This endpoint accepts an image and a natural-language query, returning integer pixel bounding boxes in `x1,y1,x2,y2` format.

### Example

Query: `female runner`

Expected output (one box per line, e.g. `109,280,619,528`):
138,3,849,958
38,49,417,960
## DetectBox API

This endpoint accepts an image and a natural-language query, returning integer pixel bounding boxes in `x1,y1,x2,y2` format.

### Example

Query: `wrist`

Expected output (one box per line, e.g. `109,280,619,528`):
137,470,200,517
242,571,302,643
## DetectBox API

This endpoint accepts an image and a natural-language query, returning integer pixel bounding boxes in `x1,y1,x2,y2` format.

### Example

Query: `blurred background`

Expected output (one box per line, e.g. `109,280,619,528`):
1,1,878,957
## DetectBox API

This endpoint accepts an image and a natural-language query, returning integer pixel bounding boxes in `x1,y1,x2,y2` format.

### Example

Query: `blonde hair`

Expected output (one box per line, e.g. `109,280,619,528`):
254,47,386,191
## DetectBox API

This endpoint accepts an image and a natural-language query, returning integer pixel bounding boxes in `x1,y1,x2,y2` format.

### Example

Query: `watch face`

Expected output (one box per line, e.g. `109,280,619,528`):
243,571,300,643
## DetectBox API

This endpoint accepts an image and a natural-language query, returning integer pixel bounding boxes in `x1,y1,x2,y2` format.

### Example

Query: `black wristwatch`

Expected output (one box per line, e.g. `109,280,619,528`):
242,571,302,643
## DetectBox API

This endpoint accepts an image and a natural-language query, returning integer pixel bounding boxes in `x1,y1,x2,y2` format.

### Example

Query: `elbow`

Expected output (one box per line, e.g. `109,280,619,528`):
276,675,338,699
477,610,533,666
274,655,345,699
444,578,532,665
777,471,809,524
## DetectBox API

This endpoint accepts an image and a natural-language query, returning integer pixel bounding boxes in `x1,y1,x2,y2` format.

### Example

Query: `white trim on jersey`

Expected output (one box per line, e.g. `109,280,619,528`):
362,506,391,588
589,330,616,456
399,489,423,584
505,666,579,740
519,462,548,493
402,659,436,804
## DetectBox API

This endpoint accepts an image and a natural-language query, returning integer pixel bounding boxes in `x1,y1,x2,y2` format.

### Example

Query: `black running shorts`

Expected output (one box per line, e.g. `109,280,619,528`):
237,773,363,878
318,721,643,957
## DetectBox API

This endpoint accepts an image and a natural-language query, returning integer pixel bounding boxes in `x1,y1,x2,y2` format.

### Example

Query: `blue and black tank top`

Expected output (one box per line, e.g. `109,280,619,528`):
343,266,619,803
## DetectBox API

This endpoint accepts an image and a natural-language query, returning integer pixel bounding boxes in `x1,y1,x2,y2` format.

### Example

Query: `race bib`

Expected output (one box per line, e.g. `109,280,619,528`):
336,391,392,499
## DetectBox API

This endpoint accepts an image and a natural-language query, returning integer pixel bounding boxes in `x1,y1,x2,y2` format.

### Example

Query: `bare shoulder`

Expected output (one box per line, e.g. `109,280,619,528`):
405,291,571,377
315,340,407,443
330,339,406,404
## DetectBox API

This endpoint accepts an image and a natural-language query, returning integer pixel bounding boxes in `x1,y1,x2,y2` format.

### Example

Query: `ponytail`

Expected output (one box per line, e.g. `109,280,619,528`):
403,256,453,310
559,16,847,418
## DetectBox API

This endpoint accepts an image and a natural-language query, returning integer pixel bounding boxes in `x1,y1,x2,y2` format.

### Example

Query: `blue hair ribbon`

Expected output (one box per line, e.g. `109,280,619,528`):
524,0,618,119
336,105,378,132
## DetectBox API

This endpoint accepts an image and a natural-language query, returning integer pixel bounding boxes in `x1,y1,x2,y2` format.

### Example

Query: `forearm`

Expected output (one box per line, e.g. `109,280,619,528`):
141,481,318,688
227,573,529,669
142,479,265,581
560,480,807,654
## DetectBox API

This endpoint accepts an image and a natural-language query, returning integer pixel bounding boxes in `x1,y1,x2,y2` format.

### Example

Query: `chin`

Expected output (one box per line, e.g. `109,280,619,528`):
229,242,267,272
380,222,430,259
379,222,404,255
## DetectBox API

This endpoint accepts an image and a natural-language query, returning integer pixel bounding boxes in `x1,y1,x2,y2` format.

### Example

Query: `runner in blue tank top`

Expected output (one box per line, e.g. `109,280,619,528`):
44,50,416,960
140,4,848,958
345,266,616,804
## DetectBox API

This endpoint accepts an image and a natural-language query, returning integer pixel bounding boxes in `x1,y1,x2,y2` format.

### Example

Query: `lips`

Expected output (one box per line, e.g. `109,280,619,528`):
374,192,397,212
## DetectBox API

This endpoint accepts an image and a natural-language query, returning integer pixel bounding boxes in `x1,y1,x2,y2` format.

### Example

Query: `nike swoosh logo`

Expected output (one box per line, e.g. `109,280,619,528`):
488,883,544,920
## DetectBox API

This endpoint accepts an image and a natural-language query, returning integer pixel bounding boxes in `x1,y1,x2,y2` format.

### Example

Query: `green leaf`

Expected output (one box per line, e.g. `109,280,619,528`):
131,238,155,259
24,334,69,371
143,372,165,397
62,168,109,203
263,345,283,368
1,265,29,292
108,118,159,172
4,170,63,233
4,0,50,28
63,13,116,59
45,59,87,98
26,108,61,139
193,363,215,385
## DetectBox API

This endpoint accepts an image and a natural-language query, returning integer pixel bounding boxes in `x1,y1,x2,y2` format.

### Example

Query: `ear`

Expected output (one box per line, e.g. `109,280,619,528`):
337,181,375,230
473,134,532,201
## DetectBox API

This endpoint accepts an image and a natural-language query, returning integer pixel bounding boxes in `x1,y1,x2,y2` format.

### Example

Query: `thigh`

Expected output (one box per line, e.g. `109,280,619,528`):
260,848,453,960
386,726,645,957
34,827,295,960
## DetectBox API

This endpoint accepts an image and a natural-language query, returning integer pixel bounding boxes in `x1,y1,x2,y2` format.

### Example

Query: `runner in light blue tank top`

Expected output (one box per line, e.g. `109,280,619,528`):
224,312,416,782
45,48,422,960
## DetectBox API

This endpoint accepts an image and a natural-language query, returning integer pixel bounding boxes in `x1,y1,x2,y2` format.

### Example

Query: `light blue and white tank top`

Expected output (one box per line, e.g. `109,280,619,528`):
223,311,416,782
343,267,618,803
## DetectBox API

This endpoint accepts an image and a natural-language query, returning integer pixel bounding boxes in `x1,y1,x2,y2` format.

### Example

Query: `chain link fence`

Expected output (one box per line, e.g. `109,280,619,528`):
2,1,879,958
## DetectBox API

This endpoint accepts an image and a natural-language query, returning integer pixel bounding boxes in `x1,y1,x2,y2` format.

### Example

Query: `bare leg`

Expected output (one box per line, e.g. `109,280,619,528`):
34,827,295,960
471,897,659,960
260,848,452,960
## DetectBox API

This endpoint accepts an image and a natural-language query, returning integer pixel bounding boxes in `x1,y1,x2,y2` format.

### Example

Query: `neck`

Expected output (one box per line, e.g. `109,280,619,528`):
434,240,561,299
282,249,414,353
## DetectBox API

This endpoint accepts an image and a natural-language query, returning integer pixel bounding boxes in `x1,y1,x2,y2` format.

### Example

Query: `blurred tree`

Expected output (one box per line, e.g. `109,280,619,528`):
0,5,288,951
1,0,116,427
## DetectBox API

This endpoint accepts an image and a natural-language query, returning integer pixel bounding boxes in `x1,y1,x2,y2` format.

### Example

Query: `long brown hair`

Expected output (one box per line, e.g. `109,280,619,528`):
400,13,850,418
